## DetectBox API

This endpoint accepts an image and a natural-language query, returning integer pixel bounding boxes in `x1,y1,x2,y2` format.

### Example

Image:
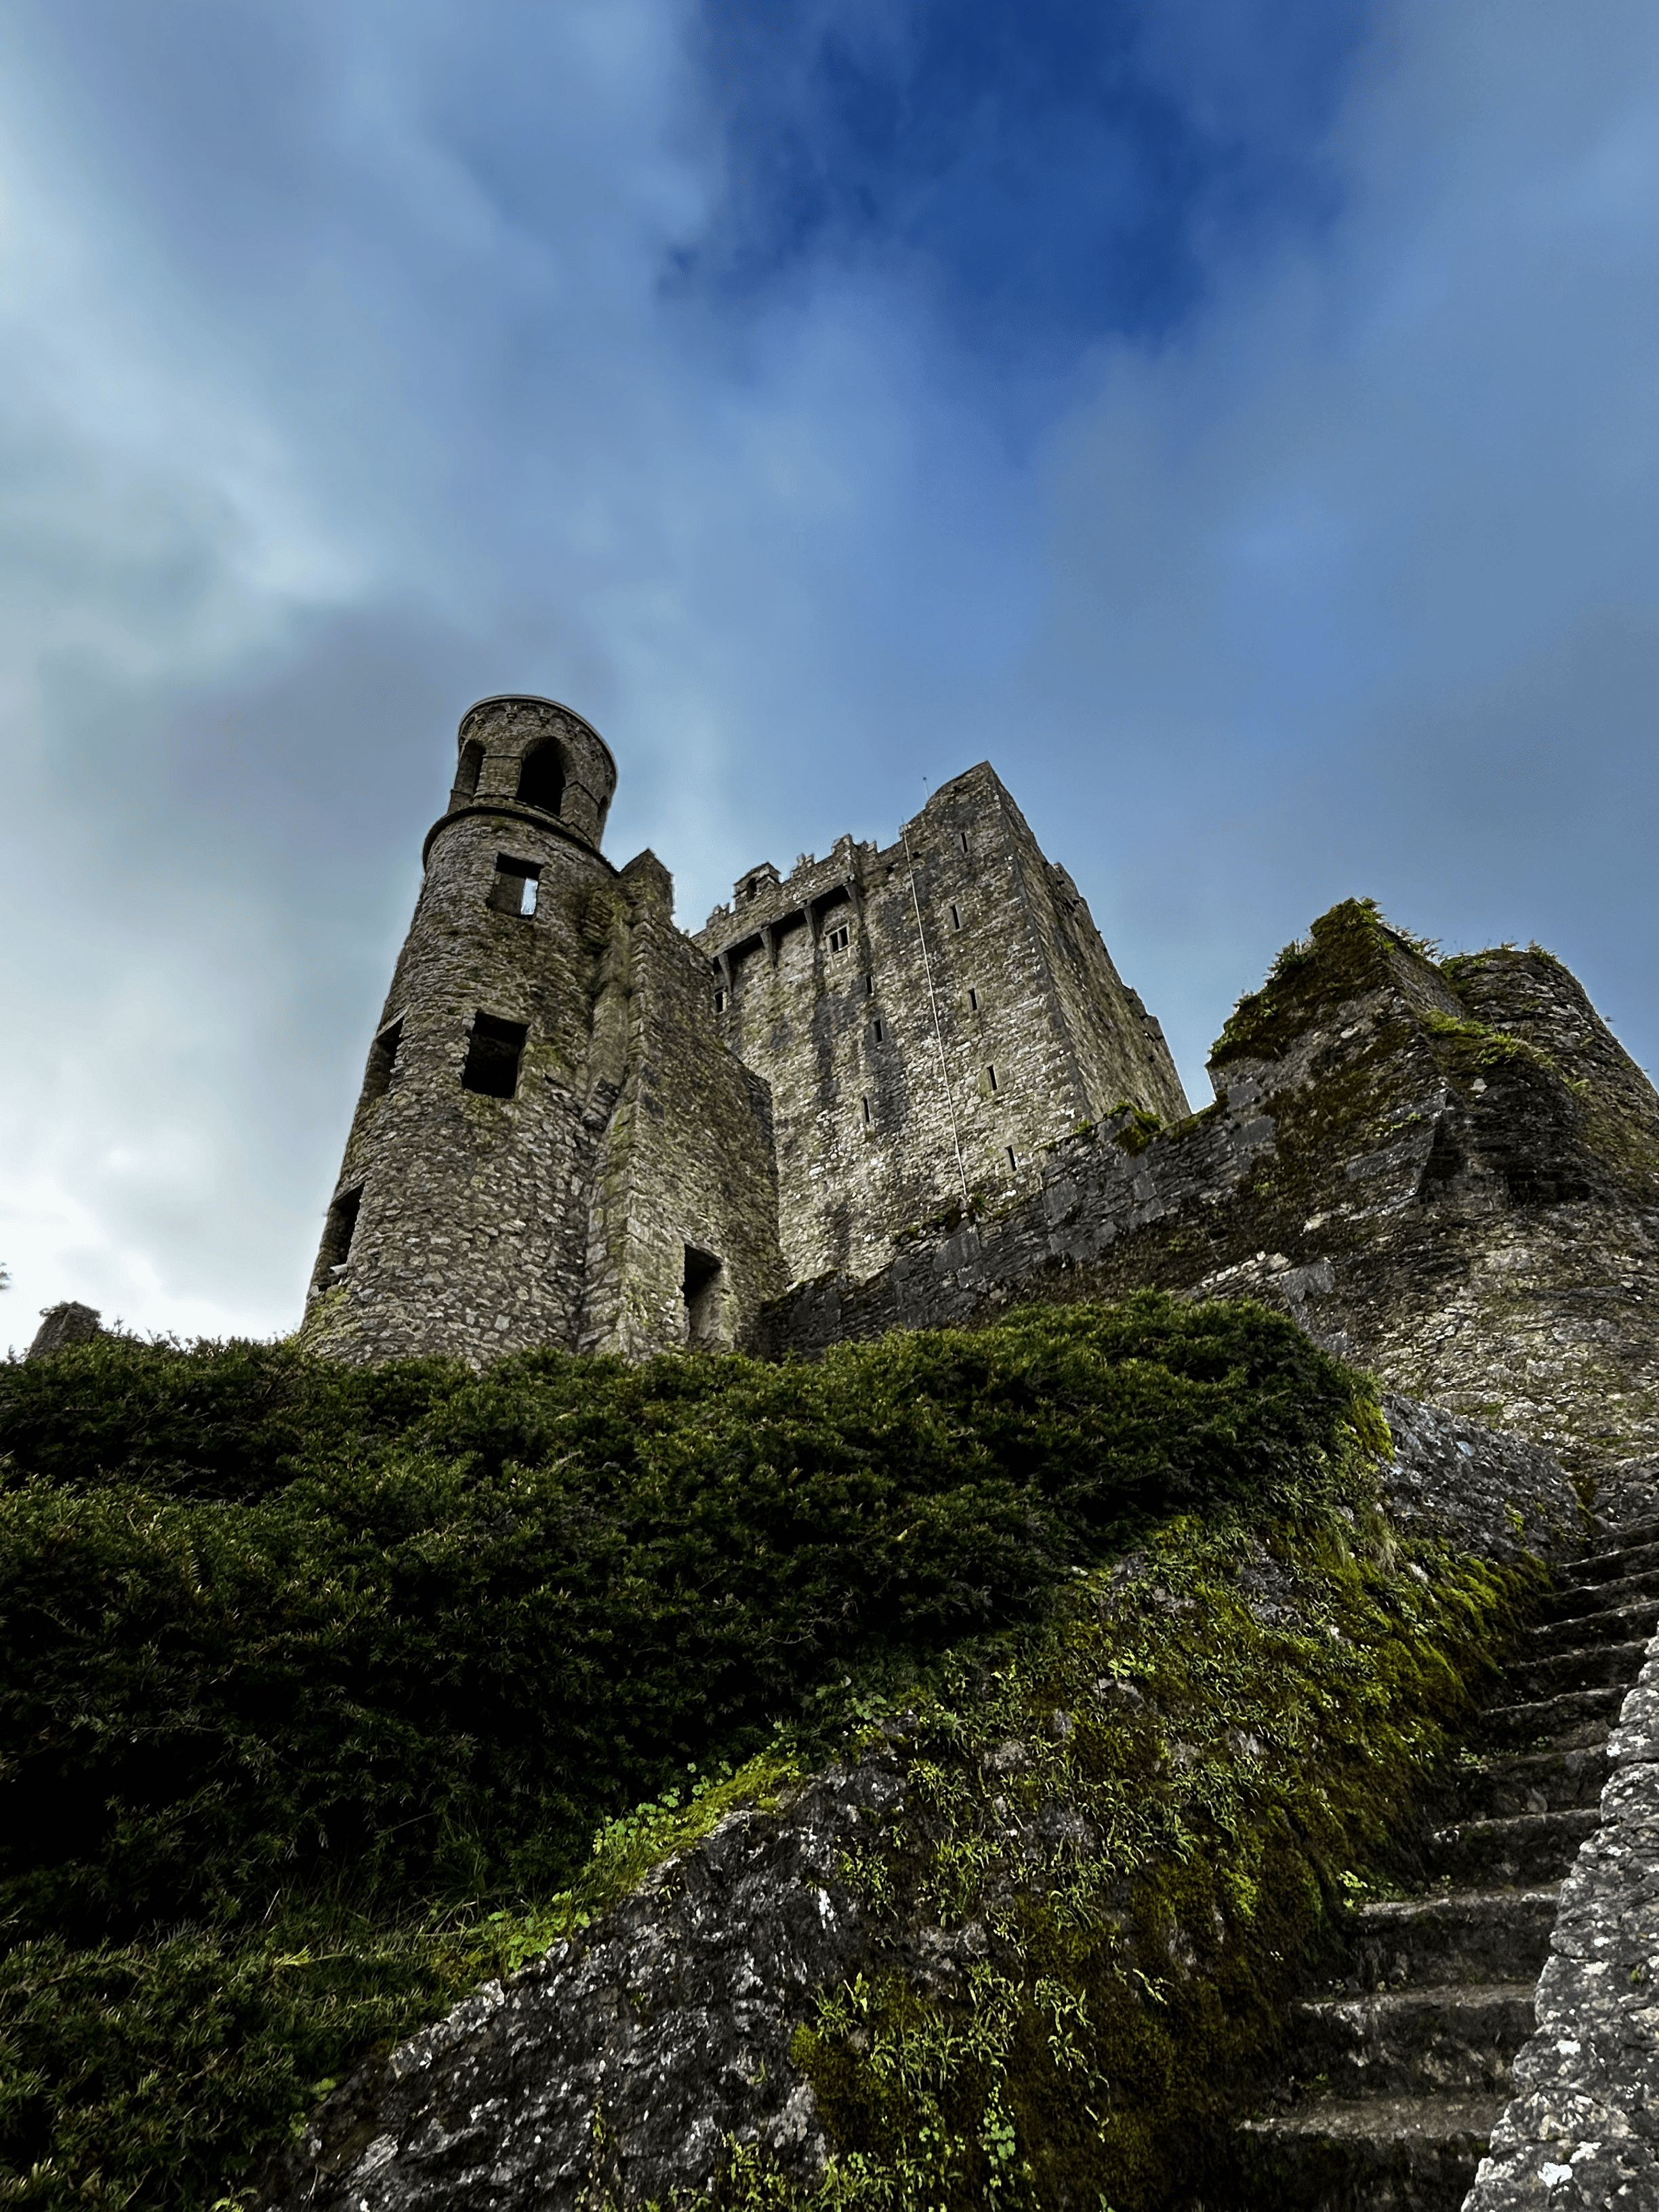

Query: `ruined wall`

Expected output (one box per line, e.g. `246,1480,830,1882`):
762,903,1659,1478
695,762,1188,1288
580,851,787,1359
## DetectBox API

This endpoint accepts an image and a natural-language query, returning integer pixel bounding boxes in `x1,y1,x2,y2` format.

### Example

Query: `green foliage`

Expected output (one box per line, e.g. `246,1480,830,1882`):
1105,1104,1163,1158
0,1296,1387,2206
689,1516,1532,2212
1421,1008,1546,1071
1210,899,1403,1068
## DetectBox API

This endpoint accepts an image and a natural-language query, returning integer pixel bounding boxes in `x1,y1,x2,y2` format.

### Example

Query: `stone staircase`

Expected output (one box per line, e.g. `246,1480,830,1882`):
1233,1518,1659,2209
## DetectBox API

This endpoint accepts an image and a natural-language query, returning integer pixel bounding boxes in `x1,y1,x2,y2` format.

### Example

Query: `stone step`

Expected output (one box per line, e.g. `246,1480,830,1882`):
1538,1564,1659,1623
1477,1683,1625,1751
1583,1515,1659,1559
1235,2093,1498,2211
1502,1635,1652,1701
1289,1982,1534,2100
1557,1535,1659,1589
1427,1806,1599,1887
1349,1887,1558,1990
1444,1743,1610,1820
1525,1595,1659,1653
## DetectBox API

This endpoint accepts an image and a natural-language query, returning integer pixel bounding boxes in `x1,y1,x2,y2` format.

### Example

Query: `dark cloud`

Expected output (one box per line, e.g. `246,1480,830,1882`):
676,0,1368,364
0,0,1654,1347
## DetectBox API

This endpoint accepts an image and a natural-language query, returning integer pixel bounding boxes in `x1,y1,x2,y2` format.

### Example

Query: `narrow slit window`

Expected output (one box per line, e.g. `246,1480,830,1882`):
968,988,979,1011
487,855,541,916
714,987,726,1014
986,1064,999,1092
826,924,850,953
683,1246,724,1350
871,1018,885,1044
950,903,962,930
462,1012,529,1099
314,1185,363,1290
959,832,970,854
865,972,875,996
363,1019,403,1104
861,1095,872,1126
1006,1146,1018,1172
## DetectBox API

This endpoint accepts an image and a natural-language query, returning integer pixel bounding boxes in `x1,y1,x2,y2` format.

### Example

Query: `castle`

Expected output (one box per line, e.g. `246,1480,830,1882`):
299,696,1189,1366
300,697,1659,1492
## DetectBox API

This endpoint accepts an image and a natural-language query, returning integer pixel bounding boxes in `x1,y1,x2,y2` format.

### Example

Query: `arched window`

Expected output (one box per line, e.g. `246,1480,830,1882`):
453,739,484,804
516,741,565,815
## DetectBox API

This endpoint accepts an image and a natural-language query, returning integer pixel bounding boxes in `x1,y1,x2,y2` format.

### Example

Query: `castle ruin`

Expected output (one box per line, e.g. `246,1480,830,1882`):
300,697,1659,1492
299,697,1187,1367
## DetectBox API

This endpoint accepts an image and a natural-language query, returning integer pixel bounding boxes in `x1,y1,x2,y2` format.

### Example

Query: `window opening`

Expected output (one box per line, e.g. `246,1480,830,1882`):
865,973,874,996
363,1019,403,1105
516,741,565,815
314,1185,363,1290
871,1018,885,1044
487,855,541,916
453,739,484,802
968,988,979,1011
714,987,726,1014
683,1247,724,1350
826,924,850,953
960,832,970,854
1006,1147,1018,1172
462,1012,529,1099
986,1064,999,1092
950,903,962,930
861,1094,872,1126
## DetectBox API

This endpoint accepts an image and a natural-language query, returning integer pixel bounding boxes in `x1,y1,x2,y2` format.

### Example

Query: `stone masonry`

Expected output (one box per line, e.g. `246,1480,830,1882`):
694,761,1189,1286
298,716,1180,1365
298,698,785,1366
761,901,1659,1484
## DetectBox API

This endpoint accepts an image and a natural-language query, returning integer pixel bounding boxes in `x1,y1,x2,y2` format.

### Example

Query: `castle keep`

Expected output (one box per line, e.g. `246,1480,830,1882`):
300,698,1187,1366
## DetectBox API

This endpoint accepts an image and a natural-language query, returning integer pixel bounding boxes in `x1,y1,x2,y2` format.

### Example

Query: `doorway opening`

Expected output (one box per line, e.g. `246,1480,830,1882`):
683,1246,725,1349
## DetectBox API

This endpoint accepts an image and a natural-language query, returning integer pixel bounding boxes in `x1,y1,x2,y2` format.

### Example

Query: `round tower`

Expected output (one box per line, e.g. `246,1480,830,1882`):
300,696,623,1364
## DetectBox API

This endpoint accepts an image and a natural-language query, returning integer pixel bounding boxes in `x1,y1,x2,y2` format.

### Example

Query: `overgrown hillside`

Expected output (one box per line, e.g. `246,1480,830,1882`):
0,1298,1528,2209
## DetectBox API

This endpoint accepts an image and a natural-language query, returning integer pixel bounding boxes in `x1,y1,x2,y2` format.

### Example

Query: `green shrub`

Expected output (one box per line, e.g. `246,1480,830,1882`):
0,1296,1385,2205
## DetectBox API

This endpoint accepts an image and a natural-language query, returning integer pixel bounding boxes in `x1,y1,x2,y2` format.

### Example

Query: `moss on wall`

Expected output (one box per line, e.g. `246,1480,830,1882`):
1,1296,1401,2209
673,1509,1529,2211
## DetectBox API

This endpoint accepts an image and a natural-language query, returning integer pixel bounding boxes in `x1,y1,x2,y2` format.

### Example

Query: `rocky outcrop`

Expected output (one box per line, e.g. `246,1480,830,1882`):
24,1303,102,1359
256,1399,1582,2212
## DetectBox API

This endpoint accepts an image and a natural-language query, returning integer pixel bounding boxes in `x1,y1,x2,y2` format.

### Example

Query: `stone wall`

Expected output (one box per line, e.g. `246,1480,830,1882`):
580,851,787,1359
1463,1610,1659,2210
761,903,1659,1479
695,762,1188,1288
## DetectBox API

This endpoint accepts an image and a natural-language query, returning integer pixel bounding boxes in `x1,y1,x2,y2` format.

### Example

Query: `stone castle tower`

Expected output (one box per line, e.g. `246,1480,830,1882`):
300,701,1187,1364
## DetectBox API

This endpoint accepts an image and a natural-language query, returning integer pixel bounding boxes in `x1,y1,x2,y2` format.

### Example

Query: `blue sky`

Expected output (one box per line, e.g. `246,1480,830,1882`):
2,0,1657,1347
